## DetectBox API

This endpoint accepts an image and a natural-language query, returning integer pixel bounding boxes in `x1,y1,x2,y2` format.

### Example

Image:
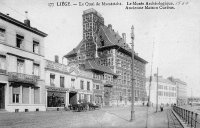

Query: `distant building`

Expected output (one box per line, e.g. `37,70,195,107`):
168,77,187,106
63,8,147,106
0,12,47,112
45,58,93,109
146,74,177,106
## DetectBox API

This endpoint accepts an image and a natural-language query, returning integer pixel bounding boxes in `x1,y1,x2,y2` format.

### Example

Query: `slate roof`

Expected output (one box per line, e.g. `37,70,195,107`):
100,25,131,51
100,25,147,64
85,59,117,76
64,39,85,57
64,24,147,64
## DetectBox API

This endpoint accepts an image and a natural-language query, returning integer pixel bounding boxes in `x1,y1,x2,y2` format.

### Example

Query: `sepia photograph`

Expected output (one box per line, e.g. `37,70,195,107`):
0,0,200,127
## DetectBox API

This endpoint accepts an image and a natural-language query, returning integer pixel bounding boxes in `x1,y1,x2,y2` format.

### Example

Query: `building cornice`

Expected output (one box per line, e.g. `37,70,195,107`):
0,12,47,37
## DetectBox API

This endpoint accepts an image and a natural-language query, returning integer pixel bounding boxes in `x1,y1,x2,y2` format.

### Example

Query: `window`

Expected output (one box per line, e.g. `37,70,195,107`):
87,81,90,90
80,80,84,89
34,88,40,104
0,55,6,70
96,85,100,90
33,41,39,54
13,86,20,103
50,74,55,86
60,76,64,88
22,86,29,104
17,59,24,73
71,78,75,88
0,28,5,43
33,63,39,76
16,34,24,48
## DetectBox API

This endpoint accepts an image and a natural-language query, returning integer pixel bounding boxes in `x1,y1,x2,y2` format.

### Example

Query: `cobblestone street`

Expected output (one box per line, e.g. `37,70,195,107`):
0,106,172,128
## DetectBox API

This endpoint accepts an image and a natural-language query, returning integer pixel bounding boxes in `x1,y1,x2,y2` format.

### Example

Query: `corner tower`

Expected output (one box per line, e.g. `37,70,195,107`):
82,8,104,40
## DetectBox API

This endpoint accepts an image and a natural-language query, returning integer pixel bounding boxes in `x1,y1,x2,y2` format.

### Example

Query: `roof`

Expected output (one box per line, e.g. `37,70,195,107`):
64,39,85,58
100,25,148,64
85,59,117,76
146,76,176,85
0,12,47,37
174,78,187,85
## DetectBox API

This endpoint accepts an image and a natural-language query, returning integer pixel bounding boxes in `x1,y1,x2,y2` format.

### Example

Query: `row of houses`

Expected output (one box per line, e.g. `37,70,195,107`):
146,74,187,106
0,8,187,112
0,11,103,112
0,8,148,112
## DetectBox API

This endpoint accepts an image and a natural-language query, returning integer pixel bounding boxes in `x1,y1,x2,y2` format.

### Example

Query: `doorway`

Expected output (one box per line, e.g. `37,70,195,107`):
69,92,77,105
0,84,5,109
104,86,112,106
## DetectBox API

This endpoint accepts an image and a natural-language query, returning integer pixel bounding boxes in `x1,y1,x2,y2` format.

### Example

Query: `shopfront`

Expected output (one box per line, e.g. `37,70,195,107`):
46,86,68,107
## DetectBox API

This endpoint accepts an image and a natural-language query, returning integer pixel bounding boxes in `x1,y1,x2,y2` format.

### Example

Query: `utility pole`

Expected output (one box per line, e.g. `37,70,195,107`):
130,25,135,122
156,67,158,112
191,88,193,107
148,41,155,107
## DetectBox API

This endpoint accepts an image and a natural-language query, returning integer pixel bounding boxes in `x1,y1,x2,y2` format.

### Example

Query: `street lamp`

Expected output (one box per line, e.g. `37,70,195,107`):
130,25,135,122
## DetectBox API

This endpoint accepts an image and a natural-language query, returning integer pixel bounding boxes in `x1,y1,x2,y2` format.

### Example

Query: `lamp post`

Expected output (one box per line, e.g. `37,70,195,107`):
130,25,135,122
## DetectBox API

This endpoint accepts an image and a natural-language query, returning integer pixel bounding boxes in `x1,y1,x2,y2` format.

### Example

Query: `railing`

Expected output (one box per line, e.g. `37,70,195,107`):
173,106,200,128
8,72,39,84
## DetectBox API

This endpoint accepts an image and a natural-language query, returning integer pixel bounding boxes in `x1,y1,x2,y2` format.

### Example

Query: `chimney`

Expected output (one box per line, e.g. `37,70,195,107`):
122,33,126,43
108,24,112,30
24,11,31,27
55,55,59,63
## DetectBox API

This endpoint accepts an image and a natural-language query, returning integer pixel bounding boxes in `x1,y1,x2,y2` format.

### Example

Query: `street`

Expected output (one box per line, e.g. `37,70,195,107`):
0,106,171,128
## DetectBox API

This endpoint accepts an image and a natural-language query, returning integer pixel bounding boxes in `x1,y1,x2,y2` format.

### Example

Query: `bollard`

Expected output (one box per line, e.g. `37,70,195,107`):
188,111,190,125
186,110,187,123
191,112,193,127
194,113,198,128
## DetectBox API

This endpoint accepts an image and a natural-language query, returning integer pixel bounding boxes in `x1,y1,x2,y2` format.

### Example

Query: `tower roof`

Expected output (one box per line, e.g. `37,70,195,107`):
83,8,103,18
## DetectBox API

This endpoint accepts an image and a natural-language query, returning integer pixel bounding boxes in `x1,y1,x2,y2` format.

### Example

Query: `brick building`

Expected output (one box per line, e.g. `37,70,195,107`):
64,8,147,106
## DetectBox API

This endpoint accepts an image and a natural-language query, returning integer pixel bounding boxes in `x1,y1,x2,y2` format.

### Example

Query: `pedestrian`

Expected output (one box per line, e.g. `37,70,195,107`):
160,103,164,112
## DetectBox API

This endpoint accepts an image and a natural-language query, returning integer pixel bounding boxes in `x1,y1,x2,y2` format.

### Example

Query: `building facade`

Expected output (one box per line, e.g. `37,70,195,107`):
146,75,177,106
168,77,187,106
0,12,47,112
45,59,93,109
64,8,147,106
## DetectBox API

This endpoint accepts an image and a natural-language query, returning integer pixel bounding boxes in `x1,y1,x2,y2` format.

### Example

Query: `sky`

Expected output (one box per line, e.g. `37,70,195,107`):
0,0,200,97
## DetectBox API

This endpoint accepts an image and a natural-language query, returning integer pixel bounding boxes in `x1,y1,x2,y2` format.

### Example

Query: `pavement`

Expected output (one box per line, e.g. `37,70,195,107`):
0,106,172,128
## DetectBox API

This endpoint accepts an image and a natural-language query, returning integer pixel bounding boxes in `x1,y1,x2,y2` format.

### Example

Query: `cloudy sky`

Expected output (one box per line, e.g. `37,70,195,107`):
0,0,200,97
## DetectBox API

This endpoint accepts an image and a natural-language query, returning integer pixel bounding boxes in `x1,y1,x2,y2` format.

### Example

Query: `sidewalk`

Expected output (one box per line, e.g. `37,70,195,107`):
99,106,169,128
0,106,171,128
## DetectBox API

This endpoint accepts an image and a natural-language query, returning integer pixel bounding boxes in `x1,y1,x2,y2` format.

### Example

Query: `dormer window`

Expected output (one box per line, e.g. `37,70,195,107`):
16,34,24,48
